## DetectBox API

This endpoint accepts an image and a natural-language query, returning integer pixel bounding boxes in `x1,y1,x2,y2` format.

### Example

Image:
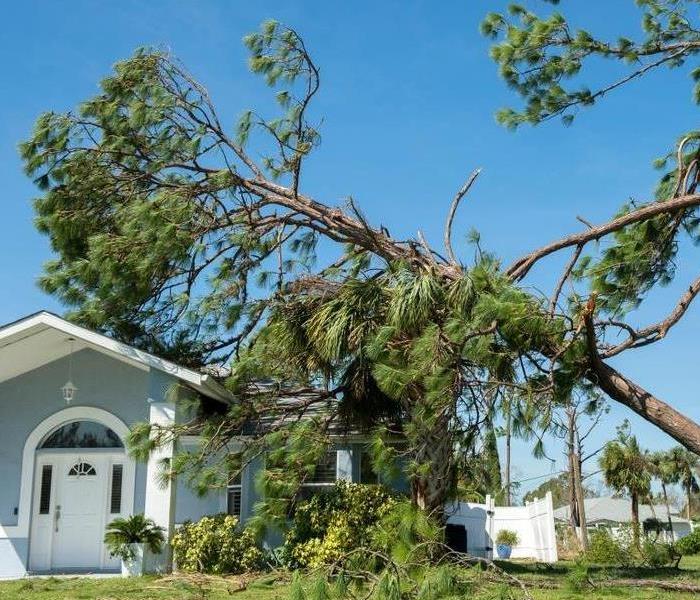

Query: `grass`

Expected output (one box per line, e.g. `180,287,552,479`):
0,557,699,600
0,574,287,600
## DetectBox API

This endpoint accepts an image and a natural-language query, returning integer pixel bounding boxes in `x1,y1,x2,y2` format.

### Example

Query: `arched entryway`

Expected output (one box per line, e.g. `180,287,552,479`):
27,408,135,572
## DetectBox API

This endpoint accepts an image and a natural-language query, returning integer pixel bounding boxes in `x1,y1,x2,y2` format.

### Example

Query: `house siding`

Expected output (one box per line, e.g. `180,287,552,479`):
0,348,206,577
0,349,151,529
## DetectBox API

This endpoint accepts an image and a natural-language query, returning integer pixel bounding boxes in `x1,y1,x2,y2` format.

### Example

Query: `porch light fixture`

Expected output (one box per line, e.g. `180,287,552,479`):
61,338,78,404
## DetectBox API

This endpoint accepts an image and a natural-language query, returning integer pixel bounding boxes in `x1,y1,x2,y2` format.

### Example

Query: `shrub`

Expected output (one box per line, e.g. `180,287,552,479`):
171,514,264,574
584,529,630,566
282,481,397,568
640,539,680,567
566,560,591,592
104,514,165,562
677,528,700,555
495,529,519,547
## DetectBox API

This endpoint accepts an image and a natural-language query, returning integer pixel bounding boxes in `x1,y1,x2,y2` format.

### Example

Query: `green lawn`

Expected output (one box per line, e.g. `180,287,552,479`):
1,558,699,600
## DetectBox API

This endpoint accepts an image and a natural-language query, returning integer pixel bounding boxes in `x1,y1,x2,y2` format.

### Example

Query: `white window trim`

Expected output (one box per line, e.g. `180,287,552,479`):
0,406,135,540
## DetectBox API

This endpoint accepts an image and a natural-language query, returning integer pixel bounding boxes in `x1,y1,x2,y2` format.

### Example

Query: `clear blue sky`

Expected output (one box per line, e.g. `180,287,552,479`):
2,1,698,499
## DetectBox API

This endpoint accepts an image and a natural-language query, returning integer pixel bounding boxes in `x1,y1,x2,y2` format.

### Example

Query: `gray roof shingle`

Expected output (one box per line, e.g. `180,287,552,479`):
553,496,690,525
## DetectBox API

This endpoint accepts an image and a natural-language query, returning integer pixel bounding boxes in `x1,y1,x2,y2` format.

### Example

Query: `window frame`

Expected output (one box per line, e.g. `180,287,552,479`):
227,471,243,518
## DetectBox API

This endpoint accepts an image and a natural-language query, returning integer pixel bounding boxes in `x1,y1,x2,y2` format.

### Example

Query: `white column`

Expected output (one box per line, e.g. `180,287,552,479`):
144,401,177,572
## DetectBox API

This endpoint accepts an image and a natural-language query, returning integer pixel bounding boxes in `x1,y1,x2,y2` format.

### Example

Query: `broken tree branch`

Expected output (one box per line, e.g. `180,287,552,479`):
444,169,481,265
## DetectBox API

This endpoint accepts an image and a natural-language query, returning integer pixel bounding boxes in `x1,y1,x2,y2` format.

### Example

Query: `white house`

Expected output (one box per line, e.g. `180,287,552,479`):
553,496,694,542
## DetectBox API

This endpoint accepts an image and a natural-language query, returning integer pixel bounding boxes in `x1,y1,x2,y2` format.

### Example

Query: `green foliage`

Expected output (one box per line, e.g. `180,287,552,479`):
171,514,265,574
565,560,591,592
495,529,519,547
372,500,444,564
104,514,165,562
676,528,700,555
584,527,679,568
640,539,680,567
523,473,597,507
584,529,632,566
282,482,398,569
599,427,652,540
483,1,700,128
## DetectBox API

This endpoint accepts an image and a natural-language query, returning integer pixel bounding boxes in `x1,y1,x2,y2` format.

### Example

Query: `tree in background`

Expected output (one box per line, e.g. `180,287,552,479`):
599,426,652,547
649,450,681,533
522,472,596,508
20,5,700,520
668,446,700,521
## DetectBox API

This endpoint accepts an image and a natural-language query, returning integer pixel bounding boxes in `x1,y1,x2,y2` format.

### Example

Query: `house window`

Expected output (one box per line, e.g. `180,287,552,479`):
295,451,338,502
359,449,381,484
307,451,338,484
227,472,242,518
40,421,123,449
68,462,97,477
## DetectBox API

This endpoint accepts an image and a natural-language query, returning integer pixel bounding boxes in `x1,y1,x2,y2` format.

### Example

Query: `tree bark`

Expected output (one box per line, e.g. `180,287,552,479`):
582,309,700,455
661,483,674,539
631,492,640,548
586,359,700,455
567,449,579,539
411,410,455,519
572,438,589,549
687,484,692,522
566,406,589,550
505,408,512,507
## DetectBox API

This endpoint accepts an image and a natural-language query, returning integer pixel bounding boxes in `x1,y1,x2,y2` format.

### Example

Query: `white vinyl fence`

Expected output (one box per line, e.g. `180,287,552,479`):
445,491,558,562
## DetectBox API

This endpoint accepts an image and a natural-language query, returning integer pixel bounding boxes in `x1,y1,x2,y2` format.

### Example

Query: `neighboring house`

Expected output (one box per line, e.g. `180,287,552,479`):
553,496,693,541
0,311,385,579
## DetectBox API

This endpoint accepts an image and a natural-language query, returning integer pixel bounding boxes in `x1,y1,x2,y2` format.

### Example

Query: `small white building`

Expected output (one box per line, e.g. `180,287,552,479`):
553,496,693,542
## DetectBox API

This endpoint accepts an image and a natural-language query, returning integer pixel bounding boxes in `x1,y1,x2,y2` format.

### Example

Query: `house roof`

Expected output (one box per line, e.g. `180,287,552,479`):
553,496,690,525
0,311,232,403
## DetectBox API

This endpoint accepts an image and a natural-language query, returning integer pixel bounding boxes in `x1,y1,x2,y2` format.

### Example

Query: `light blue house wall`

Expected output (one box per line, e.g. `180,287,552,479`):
0,348,219,578
0,349,151,528
0,339,409,578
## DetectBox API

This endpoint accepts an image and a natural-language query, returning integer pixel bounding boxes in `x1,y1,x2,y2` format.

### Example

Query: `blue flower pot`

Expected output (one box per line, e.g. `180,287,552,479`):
496,544,512,559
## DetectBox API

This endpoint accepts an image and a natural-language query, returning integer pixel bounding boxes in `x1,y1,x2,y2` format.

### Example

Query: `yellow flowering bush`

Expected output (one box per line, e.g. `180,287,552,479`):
283,481,397,568
171,514,265,574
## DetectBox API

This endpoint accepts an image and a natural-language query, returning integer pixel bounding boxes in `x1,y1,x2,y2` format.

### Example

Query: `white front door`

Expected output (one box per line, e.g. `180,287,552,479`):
29,453,123,571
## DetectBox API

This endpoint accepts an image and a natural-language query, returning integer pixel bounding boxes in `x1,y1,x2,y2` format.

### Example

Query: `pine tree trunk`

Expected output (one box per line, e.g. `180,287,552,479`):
505,408,512,507
567,450,579,539
631,492,640,548
567,406,588,550
411,411,454,519
572,449,589,550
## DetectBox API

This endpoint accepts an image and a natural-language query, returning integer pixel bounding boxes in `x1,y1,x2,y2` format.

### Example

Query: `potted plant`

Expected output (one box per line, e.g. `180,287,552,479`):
495,529,519,559
104,514,165,576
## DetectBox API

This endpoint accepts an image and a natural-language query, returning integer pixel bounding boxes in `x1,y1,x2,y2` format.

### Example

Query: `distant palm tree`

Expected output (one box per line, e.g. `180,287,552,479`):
649,450,680,537
668,446,700,522
599,433,651,547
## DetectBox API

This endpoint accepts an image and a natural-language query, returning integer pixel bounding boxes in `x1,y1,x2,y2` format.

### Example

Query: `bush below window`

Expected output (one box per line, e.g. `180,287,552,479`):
171,514,265,574
282,481,398,569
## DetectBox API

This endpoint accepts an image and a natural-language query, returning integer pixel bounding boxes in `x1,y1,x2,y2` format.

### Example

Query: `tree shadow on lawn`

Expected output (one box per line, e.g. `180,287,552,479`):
494,559,700,582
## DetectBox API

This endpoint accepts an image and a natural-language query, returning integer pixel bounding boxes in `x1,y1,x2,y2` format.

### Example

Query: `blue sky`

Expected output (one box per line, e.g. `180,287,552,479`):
2,1,699,499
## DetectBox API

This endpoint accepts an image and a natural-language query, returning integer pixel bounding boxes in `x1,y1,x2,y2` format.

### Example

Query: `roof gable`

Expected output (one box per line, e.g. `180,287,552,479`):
0,312,231,402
